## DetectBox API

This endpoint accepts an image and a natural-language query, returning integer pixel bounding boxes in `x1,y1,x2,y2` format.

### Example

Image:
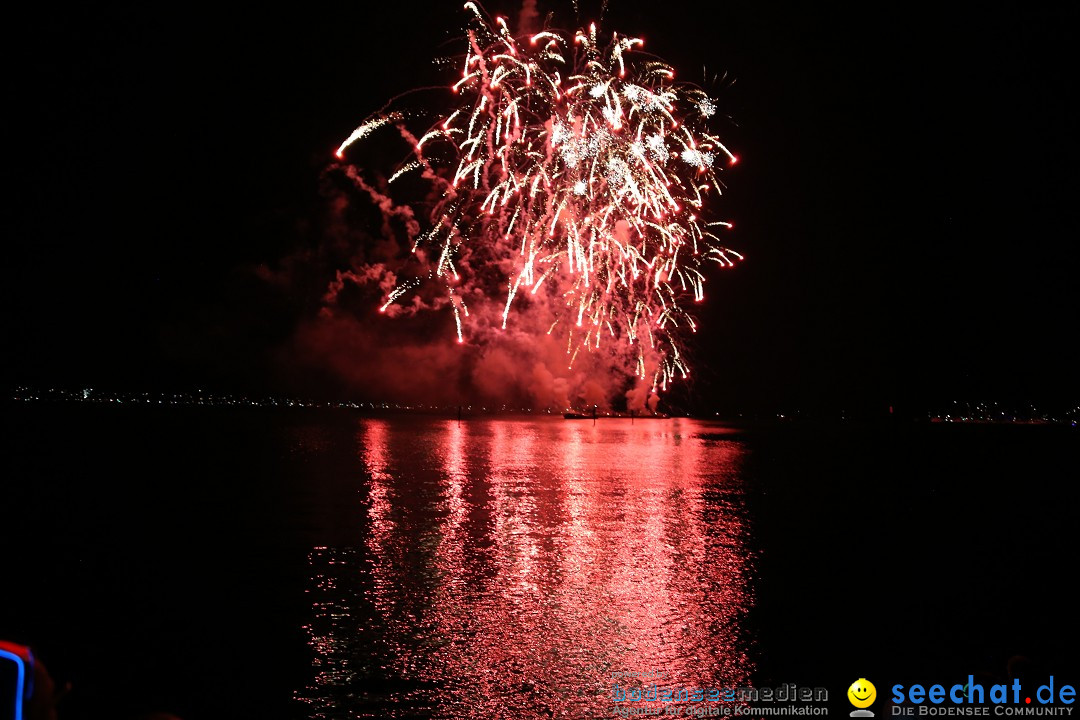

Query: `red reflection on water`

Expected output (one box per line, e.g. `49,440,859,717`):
301,418,753,719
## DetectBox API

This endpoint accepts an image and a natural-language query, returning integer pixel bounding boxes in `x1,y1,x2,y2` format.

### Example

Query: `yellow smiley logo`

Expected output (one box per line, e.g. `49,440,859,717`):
848,678,877,709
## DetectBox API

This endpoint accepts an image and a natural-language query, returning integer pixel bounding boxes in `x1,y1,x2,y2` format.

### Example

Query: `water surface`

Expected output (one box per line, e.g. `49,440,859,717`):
297,417,754,718
3,407,1076,719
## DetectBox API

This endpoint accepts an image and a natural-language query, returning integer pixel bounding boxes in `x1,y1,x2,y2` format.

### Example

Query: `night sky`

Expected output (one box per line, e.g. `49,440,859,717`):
6,2,1078,413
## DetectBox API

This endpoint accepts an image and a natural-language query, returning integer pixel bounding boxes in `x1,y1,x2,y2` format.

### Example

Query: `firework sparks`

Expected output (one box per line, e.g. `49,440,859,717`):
336,5,741,393
335,114,403,159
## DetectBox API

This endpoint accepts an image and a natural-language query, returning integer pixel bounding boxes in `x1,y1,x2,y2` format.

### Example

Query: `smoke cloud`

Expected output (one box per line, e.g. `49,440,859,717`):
517,0,541,36
258,166,658,411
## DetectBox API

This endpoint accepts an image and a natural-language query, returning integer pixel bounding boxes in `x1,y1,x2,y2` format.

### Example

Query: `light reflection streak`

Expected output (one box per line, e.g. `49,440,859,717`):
298,418,753,718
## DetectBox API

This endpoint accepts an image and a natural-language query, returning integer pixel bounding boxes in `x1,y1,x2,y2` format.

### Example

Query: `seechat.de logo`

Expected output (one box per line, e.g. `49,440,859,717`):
891,676,1076,715
850,679,878,717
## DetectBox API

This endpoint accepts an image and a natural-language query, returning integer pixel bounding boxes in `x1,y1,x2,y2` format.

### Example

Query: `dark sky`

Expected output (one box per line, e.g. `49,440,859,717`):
5,2,1078,412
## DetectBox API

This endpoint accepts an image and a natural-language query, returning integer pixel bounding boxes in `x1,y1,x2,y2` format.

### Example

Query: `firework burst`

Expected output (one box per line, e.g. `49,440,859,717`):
336,2,741,395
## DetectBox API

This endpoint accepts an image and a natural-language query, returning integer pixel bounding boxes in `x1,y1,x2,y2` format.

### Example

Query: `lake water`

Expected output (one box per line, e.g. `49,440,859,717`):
2,407,1076,719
